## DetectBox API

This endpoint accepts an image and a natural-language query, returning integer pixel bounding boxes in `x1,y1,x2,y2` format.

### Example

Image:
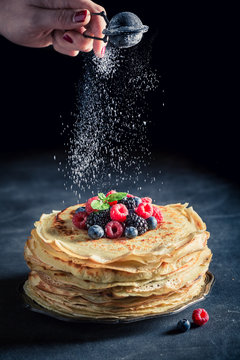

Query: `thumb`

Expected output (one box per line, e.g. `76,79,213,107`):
37,8,91,30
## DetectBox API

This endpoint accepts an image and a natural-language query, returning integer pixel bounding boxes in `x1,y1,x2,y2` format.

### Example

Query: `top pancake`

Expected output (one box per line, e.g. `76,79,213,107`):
35,203,208,264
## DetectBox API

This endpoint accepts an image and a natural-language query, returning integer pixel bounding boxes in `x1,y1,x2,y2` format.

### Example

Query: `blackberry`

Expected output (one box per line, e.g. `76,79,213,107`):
125,213,148,235
86,210,111,229
119,197,136,210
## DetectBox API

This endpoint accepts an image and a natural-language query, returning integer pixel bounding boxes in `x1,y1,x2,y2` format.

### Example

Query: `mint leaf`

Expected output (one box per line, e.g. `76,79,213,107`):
91,200,102,210
98,193,106,201
98,203,110,210
106,192,127,203
91,200,110,211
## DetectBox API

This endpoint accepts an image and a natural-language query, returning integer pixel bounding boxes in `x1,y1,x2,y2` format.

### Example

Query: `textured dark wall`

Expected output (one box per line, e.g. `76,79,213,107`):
0,1,237,180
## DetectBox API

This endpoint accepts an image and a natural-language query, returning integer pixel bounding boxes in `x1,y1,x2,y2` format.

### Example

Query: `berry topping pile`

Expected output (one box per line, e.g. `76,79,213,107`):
72,191,164,240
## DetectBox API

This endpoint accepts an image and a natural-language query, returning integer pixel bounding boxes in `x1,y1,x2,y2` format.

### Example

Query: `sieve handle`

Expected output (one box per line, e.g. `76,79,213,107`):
83,11,109,43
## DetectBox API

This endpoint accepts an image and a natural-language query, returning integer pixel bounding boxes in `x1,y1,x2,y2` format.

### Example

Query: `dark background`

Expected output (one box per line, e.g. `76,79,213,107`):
1,3,240,359
0,1,237,181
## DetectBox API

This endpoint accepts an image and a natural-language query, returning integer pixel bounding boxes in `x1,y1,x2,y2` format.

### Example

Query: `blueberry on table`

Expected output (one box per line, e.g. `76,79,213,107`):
125,226,138,239
177,319,191,332
147,216,158,230
88,225,104,240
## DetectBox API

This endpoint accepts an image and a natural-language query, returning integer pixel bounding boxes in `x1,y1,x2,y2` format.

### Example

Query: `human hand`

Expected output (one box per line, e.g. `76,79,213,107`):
0,0,107,57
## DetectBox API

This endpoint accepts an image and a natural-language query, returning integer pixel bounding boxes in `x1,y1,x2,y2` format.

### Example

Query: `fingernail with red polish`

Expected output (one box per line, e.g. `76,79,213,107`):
73,10,87,23
63,34,73,43
101,46,106,57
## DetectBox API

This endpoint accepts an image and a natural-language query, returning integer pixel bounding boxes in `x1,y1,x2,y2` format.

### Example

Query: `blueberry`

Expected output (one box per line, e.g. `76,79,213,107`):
147,216,157,230
134,197,142,207
177,319,191,332
88,225,104,240
125,226,138,239
75,207,86,213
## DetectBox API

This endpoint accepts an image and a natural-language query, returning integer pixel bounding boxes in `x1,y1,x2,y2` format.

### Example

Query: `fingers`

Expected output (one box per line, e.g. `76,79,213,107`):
32,0,96,9
36,8,91,30
82,1,108,57
52,32,79,56
53,44,79,57
84,11,107,57
52,29,93,55
33,0,107,57
33,0,105,11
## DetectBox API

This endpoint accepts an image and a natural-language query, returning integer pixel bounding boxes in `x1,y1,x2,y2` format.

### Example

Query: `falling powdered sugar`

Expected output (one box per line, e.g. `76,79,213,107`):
59,42,159,200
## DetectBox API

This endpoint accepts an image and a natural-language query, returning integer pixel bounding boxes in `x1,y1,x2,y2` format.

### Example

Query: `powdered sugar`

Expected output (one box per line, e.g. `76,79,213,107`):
57,43,159,200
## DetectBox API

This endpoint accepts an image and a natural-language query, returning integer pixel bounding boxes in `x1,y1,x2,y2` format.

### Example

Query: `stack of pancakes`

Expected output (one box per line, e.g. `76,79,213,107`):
24,203,212,320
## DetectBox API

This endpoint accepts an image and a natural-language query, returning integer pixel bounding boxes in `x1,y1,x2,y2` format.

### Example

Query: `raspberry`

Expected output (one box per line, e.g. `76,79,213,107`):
152,206,164,224
192,308,209,326
85,196,99,214
135,202,153,219
72,211,87,229
106,190,116,197
106,190,117,206
127,194,134,198
110,204,128,222
105,221,123,239
141,197,152,204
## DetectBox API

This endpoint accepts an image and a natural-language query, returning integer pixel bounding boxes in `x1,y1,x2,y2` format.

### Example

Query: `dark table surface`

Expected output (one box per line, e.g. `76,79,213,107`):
0,152,240,360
